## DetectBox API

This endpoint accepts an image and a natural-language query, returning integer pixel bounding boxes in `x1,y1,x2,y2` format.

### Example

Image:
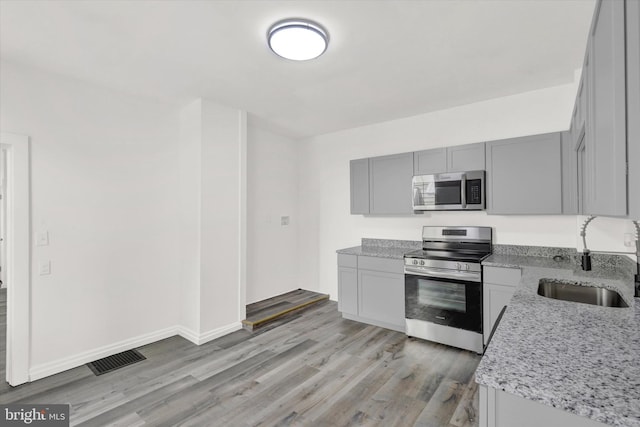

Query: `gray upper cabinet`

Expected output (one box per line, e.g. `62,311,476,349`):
350,158,370,214
572,70,588,150
561,131,578,214
486,133,563,215
447,143,486,172
414,143,485,175
585,0,627,216
627,0,640,220
413,148,447,175
369,152,414,214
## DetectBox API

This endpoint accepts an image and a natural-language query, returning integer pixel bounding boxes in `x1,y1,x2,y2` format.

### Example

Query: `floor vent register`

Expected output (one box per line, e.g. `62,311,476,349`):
87,349,146,376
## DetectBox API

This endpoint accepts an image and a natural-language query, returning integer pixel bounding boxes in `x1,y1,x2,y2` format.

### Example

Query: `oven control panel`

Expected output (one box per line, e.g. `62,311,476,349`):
404,257,482,273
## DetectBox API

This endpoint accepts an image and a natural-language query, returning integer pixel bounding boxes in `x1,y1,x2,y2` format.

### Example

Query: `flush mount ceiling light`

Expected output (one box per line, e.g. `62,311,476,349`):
268,19,328,61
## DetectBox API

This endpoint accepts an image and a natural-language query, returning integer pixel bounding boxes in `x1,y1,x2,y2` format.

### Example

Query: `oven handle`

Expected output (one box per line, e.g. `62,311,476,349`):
404,266,481,282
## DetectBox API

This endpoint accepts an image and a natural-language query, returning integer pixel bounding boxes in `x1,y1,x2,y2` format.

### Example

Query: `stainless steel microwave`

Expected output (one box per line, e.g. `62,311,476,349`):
412,170,485,211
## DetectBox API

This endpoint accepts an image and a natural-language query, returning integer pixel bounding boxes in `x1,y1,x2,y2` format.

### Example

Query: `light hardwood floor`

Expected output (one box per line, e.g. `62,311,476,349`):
0,293,480,426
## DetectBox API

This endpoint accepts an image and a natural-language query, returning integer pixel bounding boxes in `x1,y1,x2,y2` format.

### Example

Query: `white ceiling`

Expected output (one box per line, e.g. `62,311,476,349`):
0,0,596,138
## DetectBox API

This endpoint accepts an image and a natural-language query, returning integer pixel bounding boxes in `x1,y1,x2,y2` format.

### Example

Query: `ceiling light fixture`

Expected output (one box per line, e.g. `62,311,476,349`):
268,19,328,61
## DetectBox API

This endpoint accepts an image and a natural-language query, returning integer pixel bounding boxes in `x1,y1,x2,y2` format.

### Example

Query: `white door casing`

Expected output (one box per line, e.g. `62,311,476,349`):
1,132,31,386
1,147,6,287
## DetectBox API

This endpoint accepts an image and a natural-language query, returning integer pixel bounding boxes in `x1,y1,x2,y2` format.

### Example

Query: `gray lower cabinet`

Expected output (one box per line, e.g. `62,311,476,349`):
338,266,358,315
479,385,608,427
482,266,521,345
486,133,563,214
627,0,640,220
414,143,485,175
358,269,404,329
338,254,358,315
585,0,627,216
337,254,405,332
369,152,414,214
350,159,370,214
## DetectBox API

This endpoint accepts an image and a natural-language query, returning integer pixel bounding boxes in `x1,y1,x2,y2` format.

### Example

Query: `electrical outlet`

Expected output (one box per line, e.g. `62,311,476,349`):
36,231,49,246
39,260,51,276
624,233,635,247
281,216,290,226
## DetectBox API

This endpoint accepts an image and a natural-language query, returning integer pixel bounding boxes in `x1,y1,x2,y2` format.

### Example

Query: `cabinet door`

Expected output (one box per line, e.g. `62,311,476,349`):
561,131,578,214
483,283,517,345
358,269,404,328
369,153,414,214
447,142,486,172
338,266,358,316
486,133,562,214
572,71,588,151
627,0,640,220
586,0,627,216
414,148,447,175
350,158,370,214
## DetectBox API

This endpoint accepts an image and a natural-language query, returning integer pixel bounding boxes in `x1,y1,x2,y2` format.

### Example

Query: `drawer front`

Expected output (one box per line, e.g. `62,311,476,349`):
483,266,522,287
338,254,358,268
358,256,404,274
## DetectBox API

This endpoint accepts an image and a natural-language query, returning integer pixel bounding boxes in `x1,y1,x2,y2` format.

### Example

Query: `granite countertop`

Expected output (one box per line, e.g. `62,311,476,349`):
336,238,421,260
476,258,640,427
483,253,576,270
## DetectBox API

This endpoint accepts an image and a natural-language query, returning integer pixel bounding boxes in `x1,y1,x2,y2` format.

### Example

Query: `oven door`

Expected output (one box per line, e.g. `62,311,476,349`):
405,272,482,333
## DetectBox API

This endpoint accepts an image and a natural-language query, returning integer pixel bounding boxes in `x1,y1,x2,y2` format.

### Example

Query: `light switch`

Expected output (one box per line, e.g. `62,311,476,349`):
281,216,290,226
39,260,51,276
36,231,49,246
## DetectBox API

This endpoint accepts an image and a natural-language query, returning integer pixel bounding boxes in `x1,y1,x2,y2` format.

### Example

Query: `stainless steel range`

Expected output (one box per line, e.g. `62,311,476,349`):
404,226,492,354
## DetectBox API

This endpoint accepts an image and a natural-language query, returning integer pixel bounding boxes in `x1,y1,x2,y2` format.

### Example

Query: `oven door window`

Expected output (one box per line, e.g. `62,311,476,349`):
417,279,466,312
434,181,462,205
405,274,482,333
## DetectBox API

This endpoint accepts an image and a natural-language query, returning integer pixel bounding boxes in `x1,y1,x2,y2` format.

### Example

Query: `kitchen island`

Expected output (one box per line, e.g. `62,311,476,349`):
476,254,639,427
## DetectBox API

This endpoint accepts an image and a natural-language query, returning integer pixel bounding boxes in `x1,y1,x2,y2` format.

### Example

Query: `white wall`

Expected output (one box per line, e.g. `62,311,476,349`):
177,99,247,339
177,100,203,334
298,83,587,299
247,125,300,304
0,60,181,369
576,216,638,257
199,101,246,332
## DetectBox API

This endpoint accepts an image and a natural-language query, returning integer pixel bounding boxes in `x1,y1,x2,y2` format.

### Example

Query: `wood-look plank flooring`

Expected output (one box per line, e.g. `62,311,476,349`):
243,289,329,332
0,291,480,426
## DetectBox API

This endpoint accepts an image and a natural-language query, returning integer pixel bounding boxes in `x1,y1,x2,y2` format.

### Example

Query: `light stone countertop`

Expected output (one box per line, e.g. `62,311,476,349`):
336,238,421,260
476,259,640,427
336,245,411,260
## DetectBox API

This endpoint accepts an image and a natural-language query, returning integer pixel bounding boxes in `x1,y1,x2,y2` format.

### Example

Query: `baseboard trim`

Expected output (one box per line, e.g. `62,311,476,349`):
28,321,243,382
178,322,242,345
29,325,179,381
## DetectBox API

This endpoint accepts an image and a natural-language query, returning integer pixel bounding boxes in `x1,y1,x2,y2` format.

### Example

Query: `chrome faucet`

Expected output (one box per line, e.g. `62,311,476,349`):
579,215,596,271
633,220,640,297
581,216,640,297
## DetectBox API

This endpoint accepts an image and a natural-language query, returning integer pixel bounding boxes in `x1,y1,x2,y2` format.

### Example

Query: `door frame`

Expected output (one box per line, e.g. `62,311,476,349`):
1,132,31,386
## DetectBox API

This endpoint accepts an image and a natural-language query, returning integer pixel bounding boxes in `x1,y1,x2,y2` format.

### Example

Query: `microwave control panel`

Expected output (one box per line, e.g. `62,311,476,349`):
466,179,482,204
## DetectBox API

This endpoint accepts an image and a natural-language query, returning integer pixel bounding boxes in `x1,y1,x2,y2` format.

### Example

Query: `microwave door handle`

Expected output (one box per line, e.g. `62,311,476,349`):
460,174,467,208
413,186,423,207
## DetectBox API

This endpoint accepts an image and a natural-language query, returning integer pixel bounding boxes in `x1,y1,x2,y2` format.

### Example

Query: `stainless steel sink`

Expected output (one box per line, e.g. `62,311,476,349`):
537,279,629,308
